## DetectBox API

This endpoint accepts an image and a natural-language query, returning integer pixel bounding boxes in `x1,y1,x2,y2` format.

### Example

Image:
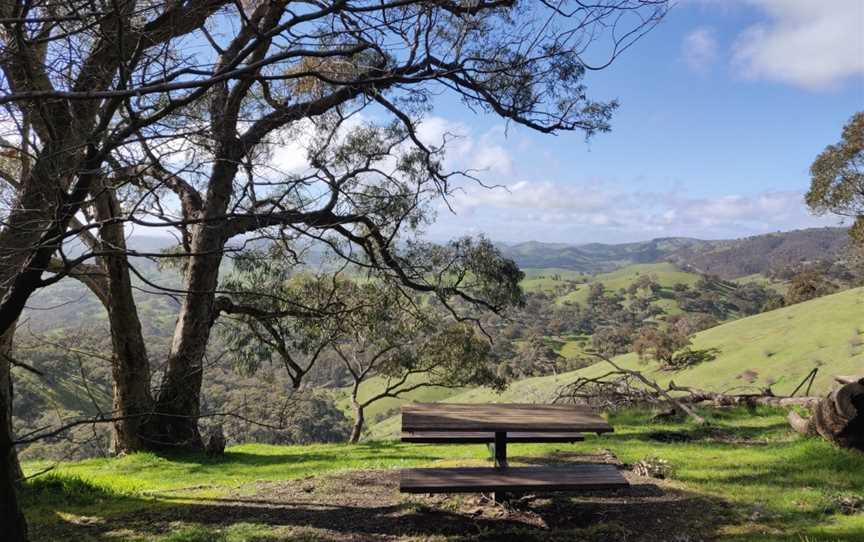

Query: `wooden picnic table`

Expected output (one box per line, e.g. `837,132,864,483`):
399,402,625,502
401,402,612,468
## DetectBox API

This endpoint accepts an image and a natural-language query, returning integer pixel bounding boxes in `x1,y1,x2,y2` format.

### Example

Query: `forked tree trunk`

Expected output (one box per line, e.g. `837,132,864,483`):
149,246,215,450
788,377,864,451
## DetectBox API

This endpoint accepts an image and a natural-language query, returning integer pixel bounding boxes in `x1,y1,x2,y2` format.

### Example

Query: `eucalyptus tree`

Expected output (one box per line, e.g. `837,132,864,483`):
49,0,667,452
0,1,668,536
221,261,507,443
125,0,668,453
1,2,234,538
806,111,864,246
218,253,349,390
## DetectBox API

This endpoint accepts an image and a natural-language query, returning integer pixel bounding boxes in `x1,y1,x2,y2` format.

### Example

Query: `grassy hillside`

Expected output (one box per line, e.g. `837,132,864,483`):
519,268,588,293
573,285,864,394
501,228,849,278
367,287,864,440
555,262,700,306
333,374,467,424
500,237,707,272
22,408,864,541
734,273,789,295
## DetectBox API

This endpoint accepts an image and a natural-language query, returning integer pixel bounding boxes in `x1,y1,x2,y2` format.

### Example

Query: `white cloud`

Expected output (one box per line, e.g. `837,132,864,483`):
469,144,513,176
682,27,718,74
414,116,514,177
731,0,864,90
453,181,613,213
434,180,841,243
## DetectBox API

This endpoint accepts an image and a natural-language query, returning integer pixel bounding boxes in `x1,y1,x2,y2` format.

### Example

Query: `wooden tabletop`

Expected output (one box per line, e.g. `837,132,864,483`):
401,403,613,434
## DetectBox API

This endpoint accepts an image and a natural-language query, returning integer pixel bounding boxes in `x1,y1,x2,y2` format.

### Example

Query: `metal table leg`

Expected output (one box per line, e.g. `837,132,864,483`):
492,431,507,503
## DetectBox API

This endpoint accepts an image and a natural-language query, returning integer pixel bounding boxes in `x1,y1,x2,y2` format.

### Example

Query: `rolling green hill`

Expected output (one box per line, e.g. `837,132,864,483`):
366,286,864,440
500,237,706,272
519,267,589,293
500,228,849,277
554,262,700,306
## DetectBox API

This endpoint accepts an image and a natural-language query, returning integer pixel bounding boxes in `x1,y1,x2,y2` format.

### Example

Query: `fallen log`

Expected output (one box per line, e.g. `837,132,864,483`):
555,368,819,424
787,377,864,451
667,382,820,409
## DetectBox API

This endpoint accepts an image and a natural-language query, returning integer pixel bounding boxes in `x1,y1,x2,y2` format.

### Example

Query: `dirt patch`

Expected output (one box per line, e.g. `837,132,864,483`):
33,463,730,541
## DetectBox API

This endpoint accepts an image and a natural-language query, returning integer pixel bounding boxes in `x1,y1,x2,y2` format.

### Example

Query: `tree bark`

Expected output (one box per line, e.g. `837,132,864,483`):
92,180,156,454
1,328,22,482
668,383,821,409
1,330,27,542
150,157,240,450
0,137,85,542
349,401,365,444
787,378,864,451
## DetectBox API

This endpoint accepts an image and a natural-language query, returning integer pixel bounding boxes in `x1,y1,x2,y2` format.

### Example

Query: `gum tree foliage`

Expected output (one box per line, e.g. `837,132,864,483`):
218,250,509,443
0,1,667,536
633,325,691,368
333,282,506,443
807,112,864,245
218,254,348,389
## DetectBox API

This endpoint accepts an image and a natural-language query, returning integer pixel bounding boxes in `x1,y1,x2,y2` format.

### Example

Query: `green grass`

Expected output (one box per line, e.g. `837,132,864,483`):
22,408,864,541
569,286,864,396
556,262,700,306
24,441,491,498
519,268,588,293
734,274,789,295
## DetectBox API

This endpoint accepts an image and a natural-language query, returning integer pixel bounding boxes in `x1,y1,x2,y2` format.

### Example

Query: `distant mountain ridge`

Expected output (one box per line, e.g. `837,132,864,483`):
499,227,851,278
122,227,851,280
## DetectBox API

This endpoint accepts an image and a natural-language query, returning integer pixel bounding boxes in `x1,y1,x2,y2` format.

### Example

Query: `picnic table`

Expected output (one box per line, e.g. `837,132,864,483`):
399,403,628,502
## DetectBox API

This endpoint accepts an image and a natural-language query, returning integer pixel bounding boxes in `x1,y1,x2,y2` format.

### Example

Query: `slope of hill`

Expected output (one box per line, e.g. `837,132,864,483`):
366,286,864,440
666,227,850,278
554,262,700,306
519,267,589,293
500,237,705,273
500,228,850,278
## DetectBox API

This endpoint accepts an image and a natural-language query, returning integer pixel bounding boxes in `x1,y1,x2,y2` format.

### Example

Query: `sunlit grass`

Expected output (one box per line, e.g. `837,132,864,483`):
22,407,864,541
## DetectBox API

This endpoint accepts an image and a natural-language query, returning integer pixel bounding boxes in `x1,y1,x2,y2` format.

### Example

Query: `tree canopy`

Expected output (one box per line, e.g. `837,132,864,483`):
806,111,864,246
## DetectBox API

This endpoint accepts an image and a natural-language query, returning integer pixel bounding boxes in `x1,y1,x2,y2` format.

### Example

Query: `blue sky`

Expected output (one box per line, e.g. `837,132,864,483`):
421,0,864,244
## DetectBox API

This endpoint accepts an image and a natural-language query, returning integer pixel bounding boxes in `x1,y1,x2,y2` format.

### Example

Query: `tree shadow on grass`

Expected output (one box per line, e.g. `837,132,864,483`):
150,444,434,469
592,420,793,446
27,468,732,542
25,438,864,542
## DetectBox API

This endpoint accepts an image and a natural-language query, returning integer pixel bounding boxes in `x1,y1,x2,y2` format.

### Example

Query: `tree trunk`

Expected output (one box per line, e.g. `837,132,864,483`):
788,378,864,451
1,335,27,541
0,137,87,541
93,180,155,454
349,401,365,444
150,158,240,451
1,328,23,482
149,237,216,451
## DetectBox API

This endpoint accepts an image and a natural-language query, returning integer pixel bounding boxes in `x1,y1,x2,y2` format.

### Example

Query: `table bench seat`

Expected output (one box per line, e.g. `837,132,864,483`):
400,464,628,494
400,431,585,444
